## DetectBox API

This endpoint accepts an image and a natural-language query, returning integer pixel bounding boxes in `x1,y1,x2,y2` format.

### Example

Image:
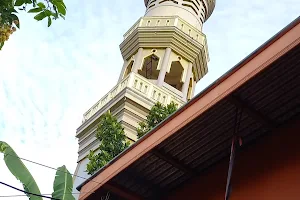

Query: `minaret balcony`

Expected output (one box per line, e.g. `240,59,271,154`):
81,72,185,124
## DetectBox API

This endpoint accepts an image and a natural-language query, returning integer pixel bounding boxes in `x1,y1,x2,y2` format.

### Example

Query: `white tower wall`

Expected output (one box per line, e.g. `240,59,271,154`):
144,0,215,30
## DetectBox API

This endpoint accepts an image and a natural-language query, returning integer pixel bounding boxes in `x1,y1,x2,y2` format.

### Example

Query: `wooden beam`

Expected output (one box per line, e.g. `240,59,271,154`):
228,95,276,129
152,149,196,176
125,167,161,196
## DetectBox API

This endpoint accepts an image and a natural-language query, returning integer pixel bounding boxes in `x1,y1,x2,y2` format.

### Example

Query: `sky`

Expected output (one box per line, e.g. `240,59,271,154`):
0,0,299,199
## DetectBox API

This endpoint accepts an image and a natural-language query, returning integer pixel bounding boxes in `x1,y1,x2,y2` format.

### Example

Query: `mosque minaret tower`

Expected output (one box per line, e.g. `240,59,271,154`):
72,0,215,198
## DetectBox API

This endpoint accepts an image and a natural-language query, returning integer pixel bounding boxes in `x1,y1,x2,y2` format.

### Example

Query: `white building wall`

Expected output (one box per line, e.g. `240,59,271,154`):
72,158,91,200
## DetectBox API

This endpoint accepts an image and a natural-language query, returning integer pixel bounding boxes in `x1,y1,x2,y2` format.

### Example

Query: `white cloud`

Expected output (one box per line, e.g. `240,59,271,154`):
0,0,299,199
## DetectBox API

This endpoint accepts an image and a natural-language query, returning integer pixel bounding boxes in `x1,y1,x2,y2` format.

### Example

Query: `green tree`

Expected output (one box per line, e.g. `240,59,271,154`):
0,141,75,200
0,0,66,50
86,111,130,175
137,102,178,139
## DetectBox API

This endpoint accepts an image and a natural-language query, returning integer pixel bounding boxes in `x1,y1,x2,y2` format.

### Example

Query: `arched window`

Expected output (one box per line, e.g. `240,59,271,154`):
164,61,184,91
139,54,160,80
187,78,193,100
123,60,134,78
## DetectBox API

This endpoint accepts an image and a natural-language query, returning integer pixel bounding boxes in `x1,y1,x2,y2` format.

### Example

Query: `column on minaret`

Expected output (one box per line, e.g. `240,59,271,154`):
192,80,197,97
157,47,172,87
132,48,144,73
118,61,130,83
182,62,193,100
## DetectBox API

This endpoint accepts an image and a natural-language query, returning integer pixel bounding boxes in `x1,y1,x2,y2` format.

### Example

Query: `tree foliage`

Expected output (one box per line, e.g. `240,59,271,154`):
0,0,66,50
0,141,75,200
86,111,130,175
137,102,178,139
86,103,178,175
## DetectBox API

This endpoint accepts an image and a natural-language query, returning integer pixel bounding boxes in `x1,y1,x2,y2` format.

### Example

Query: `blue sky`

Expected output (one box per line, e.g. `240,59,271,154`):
0,0,299,199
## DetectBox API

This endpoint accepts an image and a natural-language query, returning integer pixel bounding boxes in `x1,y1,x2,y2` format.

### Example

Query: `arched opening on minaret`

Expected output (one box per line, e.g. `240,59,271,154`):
187,77,193,100
164,61,184,91
139,54,160,80
123,60,134,78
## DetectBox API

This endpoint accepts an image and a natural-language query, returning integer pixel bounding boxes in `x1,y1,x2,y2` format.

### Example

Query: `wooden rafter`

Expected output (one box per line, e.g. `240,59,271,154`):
125,167,161,196
102,183,143,200
228,95,276,129
152,149,196,175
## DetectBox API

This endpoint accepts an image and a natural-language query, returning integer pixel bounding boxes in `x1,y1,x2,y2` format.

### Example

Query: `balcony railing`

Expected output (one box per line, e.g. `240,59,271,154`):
82,73,186,123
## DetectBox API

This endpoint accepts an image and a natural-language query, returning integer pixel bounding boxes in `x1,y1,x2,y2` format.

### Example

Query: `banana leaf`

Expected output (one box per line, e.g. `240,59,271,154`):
0,141,42,200
52,165,75,200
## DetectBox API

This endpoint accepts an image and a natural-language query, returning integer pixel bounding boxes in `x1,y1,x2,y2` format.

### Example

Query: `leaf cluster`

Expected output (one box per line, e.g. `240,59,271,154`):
15,0,66,27
0,141,75,200
0,0,66,49
137,102,178,139
86,111,130,175
0,0,19,27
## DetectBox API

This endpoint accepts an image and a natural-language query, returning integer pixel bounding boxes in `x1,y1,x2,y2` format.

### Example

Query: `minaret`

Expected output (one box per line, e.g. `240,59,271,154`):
72,0,215,198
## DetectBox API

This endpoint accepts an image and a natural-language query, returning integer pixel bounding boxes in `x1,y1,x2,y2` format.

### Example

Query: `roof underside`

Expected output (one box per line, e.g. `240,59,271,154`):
86,42,300,199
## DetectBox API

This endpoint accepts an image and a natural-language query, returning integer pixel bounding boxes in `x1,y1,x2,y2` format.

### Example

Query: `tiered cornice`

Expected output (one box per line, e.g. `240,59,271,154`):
120,16,209,83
